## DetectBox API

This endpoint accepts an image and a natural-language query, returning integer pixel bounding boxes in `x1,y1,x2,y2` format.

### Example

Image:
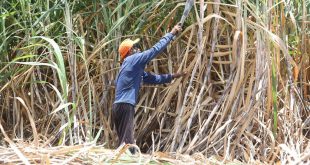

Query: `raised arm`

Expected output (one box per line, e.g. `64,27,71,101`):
135,33,173,65
135,24,182,65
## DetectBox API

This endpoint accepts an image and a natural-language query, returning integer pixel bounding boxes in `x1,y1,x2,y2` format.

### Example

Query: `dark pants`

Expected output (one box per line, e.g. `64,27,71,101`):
112,103,135,147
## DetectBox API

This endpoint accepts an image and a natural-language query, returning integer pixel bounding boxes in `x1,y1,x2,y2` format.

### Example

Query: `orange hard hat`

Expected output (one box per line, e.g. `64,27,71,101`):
118,38,140,60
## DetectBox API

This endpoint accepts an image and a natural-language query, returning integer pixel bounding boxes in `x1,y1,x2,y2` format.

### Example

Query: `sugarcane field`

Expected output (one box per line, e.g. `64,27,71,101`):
0,0,310,164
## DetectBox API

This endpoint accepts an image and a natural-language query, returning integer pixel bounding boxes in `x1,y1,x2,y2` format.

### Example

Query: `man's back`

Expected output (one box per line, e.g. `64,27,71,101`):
114,54,144,106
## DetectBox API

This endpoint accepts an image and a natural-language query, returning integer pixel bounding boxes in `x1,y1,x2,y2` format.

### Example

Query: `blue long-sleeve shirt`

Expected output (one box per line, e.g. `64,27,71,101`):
114,33,174,106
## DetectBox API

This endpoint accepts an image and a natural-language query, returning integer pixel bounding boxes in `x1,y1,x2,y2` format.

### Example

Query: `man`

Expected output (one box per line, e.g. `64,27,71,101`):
112,24,185,153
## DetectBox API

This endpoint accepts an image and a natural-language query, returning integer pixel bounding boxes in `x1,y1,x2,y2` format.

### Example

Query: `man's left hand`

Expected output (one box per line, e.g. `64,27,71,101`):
172,72,187,79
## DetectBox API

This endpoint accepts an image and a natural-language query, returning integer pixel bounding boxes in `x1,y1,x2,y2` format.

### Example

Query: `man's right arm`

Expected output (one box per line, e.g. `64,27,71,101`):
135,33,174,65
135,24,182,65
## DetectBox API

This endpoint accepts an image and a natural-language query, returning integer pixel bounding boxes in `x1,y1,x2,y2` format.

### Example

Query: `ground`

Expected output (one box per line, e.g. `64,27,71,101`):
0,142,246,164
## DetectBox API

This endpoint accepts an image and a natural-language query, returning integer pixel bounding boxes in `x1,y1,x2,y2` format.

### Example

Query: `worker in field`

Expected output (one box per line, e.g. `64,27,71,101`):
112,23,185,154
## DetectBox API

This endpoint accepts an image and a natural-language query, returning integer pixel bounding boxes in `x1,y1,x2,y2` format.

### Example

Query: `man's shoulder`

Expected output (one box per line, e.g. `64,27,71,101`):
125,52,146,63
121,54,144,68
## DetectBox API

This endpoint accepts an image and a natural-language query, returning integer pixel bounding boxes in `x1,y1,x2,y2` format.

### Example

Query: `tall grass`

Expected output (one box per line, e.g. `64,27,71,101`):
0,0,309,163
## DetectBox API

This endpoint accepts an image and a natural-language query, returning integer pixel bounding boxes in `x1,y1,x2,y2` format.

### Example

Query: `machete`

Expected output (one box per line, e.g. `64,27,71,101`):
173,0,195,39
179,0,195,26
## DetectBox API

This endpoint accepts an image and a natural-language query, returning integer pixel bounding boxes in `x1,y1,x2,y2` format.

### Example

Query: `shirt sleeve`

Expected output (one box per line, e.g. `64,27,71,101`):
142,71,172,84
135,33,174,65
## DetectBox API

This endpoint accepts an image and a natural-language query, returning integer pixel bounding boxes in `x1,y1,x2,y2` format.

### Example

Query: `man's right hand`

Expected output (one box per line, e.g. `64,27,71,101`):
170,23,183,35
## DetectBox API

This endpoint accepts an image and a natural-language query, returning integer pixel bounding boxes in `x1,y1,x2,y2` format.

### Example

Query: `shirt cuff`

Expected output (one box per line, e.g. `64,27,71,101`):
168,74,173,81
166,33,175,39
